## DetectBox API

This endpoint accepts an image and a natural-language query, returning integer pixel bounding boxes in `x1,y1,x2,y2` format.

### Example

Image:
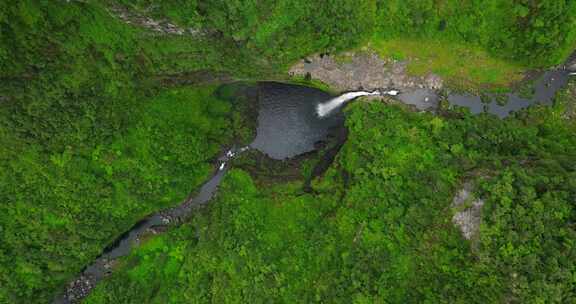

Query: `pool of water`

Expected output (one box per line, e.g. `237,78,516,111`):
251,82,345,160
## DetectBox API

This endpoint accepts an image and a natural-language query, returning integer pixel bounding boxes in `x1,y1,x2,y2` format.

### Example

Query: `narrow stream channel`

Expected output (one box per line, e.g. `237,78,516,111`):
398,69,570,117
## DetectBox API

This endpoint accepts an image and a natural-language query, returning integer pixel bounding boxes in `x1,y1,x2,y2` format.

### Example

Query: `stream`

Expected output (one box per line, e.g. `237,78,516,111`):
54,68,573,303
399,69,570,117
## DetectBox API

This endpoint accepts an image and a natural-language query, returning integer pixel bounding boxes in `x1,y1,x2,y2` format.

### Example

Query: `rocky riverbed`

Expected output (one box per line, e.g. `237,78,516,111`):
289,51,443,92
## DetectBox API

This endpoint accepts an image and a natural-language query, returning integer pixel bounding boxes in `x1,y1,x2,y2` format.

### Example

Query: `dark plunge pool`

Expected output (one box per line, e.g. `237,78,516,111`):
250,82,345,160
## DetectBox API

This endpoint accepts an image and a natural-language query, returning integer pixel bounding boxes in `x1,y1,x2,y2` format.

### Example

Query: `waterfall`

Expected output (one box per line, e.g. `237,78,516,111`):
316,89,399,117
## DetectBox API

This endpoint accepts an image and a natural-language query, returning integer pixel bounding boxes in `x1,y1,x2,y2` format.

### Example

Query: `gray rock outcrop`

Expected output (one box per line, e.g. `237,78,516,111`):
451,182,484,240
289,51,444,92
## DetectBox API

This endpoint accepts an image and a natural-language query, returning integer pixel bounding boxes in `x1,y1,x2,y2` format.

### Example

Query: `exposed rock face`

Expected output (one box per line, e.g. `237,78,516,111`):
451,182,484,240
108,5,202,36
289,51,444,92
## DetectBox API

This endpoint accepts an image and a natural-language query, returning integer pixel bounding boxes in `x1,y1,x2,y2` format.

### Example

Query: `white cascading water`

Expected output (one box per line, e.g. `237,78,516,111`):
316,89,399,117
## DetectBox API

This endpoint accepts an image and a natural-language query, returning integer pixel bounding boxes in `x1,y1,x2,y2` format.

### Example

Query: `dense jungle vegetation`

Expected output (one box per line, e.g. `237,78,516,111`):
0,0,575,303
115,0,576,67
85,89,576,303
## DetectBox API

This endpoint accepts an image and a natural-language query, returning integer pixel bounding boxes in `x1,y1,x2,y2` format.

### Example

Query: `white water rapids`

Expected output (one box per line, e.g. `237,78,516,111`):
316,89,399,117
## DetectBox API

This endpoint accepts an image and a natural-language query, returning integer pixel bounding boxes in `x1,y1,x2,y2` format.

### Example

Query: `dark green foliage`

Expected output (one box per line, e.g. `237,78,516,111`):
0,1,143,151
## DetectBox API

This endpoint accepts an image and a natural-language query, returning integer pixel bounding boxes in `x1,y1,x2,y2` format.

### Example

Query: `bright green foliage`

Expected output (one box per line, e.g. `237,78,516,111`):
479,166,576,303
371,38,525,88
86,93,576,303
374,0,576,67
2,1,576,303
